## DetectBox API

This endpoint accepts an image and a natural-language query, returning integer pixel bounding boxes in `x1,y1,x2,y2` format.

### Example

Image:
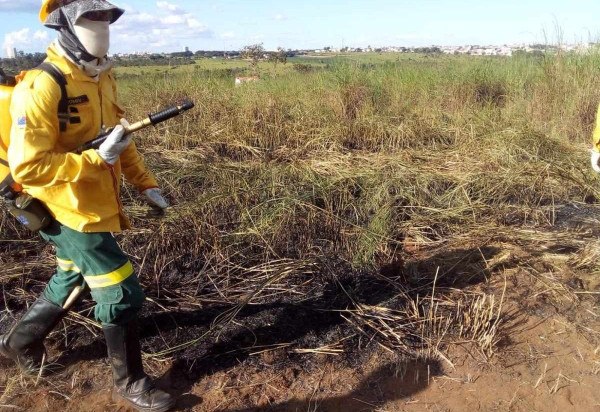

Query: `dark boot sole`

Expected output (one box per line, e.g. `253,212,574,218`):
112,389,176,412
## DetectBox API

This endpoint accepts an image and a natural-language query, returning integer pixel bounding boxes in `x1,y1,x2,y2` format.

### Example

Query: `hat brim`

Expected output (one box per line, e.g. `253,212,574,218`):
77,1,124,24
41,0,125,25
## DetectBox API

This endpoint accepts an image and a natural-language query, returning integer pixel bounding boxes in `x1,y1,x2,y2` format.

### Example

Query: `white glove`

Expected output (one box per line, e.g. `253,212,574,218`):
591,150,600,173
96,119,131,165
143,188,169,209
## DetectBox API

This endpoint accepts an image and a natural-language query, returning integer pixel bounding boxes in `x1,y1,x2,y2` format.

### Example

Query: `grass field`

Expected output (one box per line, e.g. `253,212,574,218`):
114,52,429,75
3,51,600,410
96,50,600,356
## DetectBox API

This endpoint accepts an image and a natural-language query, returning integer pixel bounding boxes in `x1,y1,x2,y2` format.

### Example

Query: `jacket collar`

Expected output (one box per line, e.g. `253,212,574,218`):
45,43,109,83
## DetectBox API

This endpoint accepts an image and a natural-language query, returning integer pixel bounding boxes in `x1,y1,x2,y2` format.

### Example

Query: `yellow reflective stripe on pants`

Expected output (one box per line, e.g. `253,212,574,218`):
83,261,134,289
41,221,144,325
57,257,81,273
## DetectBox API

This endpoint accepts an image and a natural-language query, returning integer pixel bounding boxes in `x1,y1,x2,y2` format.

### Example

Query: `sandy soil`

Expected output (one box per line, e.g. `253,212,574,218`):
3,274,600,411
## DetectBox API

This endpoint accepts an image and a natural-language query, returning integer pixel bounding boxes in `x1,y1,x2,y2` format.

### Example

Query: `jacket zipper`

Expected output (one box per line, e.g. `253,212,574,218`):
98,84,104,127
99,84,123,217
109,166,124,215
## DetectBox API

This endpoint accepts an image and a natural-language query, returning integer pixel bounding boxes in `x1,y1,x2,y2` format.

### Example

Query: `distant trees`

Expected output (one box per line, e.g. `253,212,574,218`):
195,50,240,59
168,49,194,58
239,44,296,74
0,52,46,74
413,47,442,55
268,47,288,68
241,43,265,75
112,56,195,67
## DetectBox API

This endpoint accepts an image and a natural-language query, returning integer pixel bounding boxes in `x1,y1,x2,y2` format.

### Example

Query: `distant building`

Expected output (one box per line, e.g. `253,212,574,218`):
5,46,16,59
184,46,190,53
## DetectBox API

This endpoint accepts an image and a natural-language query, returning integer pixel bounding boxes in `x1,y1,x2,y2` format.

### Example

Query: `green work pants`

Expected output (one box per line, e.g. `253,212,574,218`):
39,220,145,326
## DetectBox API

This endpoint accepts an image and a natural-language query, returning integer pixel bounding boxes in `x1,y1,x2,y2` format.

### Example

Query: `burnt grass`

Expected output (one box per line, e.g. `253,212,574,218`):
55,263,403,380
1,239,497,387
0,133,512,393
146,267,401,380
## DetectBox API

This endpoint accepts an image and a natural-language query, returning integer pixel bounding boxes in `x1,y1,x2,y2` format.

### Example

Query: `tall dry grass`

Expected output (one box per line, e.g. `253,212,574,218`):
2,52,600,365
116,53,600,265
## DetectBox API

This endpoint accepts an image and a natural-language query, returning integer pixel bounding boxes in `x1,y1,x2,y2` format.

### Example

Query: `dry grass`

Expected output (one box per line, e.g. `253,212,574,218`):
3,52,600,382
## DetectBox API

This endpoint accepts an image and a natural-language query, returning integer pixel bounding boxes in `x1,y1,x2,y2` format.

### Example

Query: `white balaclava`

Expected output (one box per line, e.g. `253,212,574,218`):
44,1,124,78
73,17,110,58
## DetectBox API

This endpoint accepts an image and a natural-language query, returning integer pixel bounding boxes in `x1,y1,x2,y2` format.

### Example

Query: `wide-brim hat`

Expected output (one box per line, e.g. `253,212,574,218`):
40,0,124,26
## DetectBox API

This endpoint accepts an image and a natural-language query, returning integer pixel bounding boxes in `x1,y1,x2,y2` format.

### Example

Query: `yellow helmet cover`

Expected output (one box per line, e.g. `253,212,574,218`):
39,0,60,23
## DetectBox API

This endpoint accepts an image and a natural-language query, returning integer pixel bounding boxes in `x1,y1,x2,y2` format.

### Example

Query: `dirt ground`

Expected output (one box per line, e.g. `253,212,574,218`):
2,299,600,412
3,204,600,411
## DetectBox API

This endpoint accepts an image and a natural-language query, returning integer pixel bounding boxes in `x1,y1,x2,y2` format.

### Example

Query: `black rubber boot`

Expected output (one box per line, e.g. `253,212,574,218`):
0,296,67,375
104,319,175,412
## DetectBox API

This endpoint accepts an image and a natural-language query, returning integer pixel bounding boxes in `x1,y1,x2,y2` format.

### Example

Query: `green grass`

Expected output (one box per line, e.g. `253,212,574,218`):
114,52,430,76
300,51,429,63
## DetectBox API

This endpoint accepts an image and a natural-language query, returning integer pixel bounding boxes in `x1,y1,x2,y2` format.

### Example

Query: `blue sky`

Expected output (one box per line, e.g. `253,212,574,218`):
1,0,599,56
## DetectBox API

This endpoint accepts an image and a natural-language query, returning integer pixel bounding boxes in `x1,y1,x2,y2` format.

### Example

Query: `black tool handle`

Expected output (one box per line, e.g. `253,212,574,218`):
149,100,194,124
75,129,113,154
73,100,195,154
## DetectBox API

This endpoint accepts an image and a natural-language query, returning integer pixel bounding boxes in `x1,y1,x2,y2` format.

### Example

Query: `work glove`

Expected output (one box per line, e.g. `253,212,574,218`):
143,188,169,210
591,149,600,173
96,119,131,165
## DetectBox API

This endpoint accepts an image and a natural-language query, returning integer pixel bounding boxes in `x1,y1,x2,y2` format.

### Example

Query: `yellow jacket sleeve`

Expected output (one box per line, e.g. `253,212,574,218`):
8,72,107,187
593,104,600,152
119,140,158,191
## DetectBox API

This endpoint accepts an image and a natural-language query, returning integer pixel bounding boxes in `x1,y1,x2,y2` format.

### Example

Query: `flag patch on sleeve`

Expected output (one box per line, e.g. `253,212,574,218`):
16,116,27,129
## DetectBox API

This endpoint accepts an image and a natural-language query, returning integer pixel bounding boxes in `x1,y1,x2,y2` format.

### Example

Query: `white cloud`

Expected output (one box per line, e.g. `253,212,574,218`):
33,30,49,42
111,1,212,52
3,28,52,54
273,14,287,21
2,1,212,55
188,18,205,29
161,14,187,25
220,31,235,40
3,28,29,49
156,1,185,15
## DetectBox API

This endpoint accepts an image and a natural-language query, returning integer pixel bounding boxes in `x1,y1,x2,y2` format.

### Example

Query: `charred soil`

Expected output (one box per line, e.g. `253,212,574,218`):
3,205,600,411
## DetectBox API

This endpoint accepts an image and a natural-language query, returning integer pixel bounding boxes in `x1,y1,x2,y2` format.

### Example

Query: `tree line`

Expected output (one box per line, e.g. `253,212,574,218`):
0,53,47,75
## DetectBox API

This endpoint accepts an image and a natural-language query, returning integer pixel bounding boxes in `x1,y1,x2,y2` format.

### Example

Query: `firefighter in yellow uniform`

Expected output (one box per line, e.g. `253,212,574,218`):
0,1,175,411
591,105,600,172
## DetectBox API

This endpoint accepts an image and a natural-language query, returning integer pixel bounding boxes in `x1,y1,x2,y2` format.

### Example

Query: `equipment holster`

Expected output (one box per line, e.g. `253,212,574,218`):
5,193,52,232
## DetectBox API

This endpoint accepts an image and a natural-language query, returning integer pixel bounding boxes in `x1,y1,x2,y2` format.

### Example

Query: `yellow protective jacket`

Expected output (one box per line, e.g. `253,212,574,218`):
594,105,600,151
8,45,157,233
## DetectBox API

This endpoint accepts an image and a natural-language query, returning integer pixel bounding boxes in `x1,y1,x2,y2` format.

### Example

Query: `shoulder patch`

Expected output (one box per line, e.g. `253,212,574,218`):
16,115,27,129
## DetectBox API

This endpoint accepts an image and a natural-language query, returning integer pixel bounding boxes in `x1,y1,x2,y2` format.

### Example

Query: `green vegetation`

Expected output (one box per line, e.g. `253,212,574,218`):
113,52,433,76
